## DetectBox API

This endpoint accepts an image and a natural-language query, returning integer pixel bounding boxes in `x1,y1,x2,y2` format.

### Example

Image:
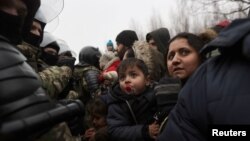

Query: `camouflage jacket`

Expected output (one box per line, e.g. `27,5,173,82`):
17,41,73,99
39,66,72,99
73,64,101,104
17,41,40,72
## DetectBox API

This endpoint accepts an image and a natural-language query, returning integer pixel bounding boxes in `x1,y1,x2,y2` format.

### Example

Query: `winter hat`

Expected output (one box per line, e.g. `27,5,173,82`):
116,30,138,48
106,40,114,47
57,39,77,58
212,19,230,33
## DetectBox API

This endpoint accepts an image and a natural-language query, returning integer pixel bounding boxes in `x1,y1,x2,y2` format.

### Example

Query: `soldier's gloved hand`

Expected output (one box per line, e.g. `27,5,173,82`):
57,57,76,71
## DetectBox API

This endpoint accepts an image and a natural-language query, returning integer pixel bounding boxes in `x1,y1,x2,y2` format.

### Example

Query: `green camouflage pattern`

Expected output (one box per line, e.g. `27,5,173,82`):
73,66,101,99
39,66,72,99
36,122,82,141
17,42,81,140
66,90,81,100
17,41,40,72
18,41,73,99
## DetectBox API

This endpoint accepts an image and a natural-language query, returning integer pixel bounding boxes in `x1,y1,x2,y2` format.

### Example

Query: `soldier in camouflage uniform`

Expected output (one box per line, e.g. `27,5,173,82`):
73,46,102,104
73,46,102,140
39,31,76,99
0,1,84,141
17,22,73,99
56,38,80,100
16,2,83,141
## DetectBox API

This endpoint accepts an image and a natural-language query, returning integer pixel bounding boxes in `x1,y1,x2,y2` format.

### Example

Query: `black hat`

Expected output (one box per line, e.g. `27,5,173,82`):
116,30,138,48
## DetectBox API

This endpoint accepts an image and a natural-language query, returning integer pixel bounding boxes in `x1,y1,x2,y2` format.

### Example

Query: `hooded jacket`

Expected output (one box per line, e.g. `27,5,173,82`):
158,18,250,141
99,54,120,84
146,28,170,56
106,84,157,141
132,41,166,82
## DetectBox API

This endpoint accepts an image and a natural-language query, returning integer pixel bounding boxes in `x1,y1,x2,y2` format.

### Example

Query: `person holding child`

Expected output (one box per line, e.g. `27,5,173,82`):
106,58,159,141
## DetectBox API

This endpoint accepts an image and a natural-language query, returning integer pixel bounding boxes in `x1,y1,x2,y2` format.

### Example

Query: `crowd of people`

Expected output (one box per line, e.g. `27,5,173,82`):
1,0,250,141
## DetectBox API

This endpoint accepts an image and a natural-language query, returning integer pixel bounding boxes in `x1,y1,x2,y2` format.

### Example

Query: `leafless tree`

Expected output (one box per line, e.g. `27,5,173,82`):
129,18,145,40
148,9,164,32
168,0,190,35
129,0,249,40
129,8,167,40
169,0,249,35
190,0,250,19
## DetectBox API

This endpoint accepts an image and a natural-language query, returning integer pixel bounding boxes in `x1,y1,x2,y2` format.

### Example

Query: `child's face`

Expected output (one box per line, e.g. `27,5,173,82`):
119,66,149,95
92,114,107,130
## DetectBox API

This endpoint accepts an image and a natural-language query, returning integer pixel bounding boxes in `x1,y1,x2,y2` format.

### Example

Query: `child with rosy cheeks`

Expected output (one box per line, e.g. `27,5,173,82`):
107,58,159,141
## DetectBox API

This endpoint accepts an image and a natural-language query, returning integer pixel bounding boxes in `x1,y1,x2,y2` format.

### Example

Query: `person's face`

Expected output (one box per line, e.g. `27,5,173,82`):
92,114,107,130
30,20,42,36
116,43,124,53
116,43,127,60
107,46,113,51
148,38,157,49
167,38,200,80
0,0,27,16
43,47,58,56
58,51,75,62
119,66,149,95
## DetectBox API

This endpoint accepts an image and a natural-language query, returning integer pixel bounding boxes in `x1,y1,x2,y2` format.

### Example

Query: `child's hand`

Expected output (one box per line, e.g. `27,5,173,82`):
148,121,160,139
84,128,95,139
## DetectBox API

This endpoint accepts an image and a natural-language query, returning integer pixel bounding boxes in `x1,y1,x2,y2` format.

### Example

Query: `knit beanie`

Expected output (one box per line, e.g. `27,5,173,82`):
107,40,113,47
116,30,138,48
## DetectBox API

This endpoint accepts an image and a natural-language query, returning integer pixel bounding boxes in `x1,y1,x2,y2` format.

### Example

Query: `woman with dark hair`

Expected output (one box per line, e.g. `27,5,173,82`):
158,17,250,141
166,32,205,85
155,32,206,133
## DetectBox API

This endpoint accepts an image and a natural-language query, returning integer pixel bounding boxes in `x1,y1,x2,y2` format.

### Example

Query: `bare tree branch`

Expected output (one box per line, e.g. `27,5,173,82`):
230,0,250,4
211,6,250,15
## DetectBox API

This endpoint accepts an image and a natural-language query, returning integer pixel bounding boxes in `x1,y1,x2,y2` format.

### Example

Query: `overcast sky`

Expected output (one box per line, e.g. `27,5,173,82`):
49,0,176,59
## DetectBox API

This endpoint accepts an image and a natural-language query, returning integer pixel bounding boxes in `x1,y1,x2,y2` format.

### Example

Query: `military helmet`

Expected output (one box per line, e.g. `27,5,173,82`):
79,46,101,68
57,39,77,58
40,31,60,53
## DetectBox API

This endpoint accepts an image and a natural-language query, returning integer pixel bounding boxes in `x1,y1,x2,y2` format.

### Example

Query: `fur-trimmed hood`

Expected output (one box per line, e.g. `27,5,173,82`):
104,57,120,70
132,41,166,82
99,52,120,70
198,28,218,44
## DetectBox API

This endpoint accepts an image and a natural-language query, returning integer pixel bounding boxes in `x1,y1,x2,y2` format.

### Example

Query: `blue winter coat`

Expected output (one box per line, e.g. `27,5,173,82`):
107,84,157,141
158,18,250,141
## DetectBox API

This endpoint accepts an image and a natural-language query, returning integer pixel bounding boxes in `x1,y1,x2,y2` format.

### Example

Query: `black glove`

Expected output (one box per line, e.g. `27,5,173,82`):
57,57,76,71
58,78,75,100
